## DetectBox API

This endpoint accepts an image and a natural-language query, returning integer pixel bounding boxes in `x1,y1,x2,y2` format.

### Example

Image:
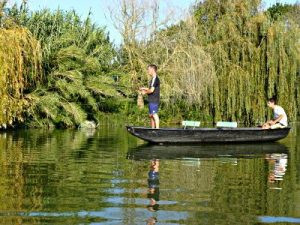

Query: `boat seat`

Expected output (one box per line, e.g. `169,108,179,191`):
182,120,201,129
216,121,237,128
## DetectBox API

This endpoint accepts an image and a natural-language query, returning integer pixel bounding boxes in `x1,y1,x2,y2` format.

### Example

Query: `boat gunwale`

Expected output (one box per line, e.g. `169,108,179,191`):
127,126,291,132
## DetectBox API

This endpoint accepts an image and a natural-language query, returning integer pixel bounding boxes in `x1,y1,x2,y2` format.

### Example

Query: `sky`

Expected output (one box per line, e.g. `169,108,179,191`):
11,0,299,45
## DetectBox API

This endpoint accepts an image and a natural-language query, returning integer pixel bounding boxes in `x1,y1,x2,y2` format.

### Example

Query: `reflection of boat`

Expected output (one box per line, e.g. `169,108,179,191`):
127,143,288,160
126,126,290,144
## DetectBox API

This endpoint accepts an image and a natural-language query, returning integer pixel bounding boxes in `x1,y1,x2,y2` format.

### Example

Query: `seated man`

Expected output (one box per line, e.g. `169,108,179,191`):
262,97,288,129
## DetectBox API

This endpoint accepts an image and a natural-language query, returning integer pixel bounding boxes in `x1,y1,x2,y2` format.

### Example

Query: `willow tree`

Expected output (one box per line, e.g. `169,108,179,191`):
144,18,216,118
0,27,41,128
268,2,300,25
109,0,160,108
110,0,216,119
194,0,300,124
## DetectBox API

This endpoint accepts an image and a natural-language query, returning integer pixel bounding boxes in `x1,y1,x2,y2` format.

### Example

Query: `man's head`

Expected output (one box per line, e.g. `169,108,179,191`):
267,97,276,108
147,64,157,76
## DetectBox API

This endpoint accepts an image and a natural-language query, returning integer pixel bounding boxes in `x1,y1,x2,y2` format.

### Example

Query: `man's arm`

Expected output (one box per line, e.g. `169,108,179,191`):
271,114,283,124
140,87,155,94
264,114,283,126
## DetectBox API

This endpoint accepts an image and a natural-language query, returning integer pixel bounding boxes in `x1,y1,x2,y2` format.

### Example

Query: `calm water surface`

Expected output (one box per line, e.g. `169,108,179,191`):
0,123,299,225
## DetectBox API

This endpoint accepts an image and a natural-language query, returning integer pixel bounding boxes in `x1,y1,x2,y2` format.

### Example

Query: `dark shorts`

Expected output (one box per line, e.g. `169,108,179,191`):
148,103,159,115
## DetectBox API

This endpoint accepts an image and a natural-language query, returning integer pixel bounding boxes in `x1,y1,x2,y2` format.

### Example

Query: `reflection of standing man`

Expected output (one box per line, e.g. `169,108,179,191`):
147,159,160,212
139,64,160,129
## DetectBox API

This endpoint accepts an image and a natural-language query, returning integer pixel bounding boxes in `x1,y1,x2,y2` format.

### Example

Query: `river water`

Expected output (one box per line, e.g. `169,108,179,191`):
0,123,299,225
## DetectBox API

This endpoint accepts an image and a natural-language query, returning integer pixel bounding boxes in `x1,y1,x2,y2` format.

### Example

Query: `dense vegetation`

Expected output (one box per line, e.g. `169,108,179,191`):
193,0,300,124
1,1,125,127
0,22,41,127
0,0,299,128
112,0,300,125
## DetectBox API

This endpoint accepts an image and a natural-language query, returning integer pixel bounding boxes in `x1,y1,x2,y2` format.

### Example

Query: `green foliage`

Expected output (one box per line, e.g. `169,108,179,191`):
8,4,115,74
27,92,87,127
192,0,300,124
267,2,300,23
1,0,299,128
0,27,41,127
112,0,299,125
1,3,125,128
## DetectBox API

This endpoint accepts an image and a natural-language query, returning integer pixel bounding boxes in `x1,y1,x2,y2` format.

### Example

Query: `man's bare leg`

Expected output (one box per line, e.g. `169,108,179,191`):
153,114,159,129
262,120,276,129
150,115,155,128
262,122,271,129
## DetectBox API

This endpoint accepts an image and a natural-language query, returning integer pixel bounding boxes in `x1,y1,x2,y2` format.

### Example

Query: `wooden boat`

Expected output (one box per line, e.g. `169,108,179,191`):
126,126,290,144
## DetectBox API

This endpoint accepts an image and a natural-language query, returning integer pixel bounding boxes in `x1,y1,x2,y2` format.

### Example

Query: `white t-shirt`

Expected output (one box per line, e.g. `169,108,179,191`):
274,105,288,126
150,76,157,88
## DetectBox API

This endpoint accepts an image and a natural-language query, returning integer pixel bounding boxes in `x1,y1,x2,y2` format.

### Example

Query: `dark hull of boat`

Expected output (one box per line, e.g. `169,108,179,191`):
126,126,290,144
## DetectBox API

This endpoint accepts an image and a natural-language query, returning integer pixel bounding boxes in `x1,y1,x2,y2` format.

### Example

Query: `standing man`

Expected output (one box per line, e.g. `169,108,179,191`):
140,64,160,129
262,97,288,129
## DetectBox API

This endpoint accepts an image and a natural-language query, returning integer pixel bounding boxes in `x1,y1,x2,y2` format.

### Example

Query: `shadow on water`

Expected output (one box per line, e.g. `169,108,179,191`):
127,142,289,160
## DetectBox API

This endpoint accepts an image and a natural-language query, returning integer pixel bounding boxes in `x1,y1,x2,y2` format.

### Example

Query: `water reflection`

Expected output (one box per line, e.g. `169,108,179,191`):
127,142,293,224
266,153,288,185
146,159,160,224
146,216,158,225
127,143,289,160
0,125,298,225
147,159,160,212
